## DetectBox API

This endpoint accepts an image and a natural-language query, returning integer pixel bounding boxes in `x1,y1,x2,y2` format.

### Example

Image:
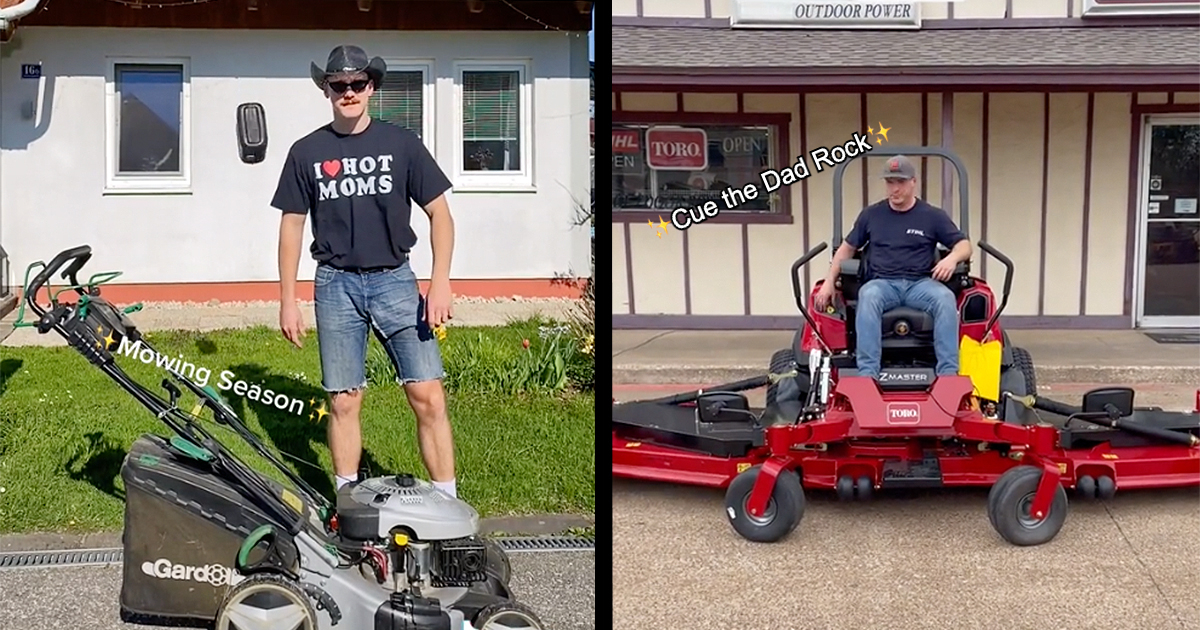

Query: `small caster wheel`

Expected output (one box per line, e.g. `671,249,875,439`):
856,476,873,501
987,465,1069,546
987,466,1025,531
1096,475,1116,500
724,464,806,543
1075,475,1096,500
836,475,855,501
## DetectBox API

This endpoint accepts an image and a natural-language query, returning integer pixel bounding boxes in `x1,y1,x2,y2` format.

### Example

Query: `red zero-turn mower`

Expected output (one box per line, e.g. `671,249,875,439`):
612,146,1200,546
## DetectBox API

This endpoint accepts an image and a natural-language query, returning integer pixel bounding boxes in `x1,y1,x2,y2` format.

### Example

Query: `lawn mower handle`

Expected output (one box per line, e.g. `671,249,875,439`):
23,245,92,317
977,240,1013,335
791,242,830,350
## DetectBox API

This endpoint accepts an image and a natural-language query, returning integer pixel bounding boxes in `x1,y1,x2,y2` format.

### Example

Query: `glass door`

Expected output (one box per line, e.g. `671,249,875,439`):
1136,116,1200,328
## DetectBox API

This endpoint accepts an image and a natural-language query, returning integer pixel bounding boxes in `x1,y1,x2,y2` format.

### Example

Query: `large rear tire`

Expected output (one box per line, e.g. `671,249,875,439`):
214,574,318,630
765,348,810,407
998,346,1038,424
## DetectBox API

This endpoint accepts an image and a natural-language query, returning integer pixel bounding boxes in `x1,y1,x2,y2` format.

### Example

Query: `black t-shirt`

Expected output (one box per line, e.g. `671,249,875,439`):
270,120,452,270
844,198,967,280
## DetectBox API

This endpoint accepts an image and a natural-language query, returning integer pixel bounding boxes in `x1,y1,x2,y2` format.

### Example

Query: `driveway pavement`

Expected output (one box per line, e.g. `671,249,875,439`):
0,550,595,630
613,385,1200,630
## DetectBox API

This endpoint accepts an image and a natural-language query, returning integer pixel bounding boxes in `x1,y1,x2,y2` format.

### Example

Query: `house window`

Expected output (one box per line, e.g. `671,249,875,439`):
611,119,791,223
105,58,190,193
454,62,532,189
369,63,432,142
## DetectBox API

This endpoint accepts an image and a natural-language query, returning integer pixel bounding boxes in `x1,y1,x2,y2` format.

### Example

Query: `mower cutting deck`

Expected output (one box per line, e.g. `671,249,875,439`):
612,146,1200,547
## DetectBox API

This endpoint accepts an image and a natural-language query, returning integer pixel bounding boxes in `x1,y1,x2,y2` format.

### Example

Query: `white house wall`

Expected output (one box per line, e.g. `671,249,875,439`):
0,26,590,293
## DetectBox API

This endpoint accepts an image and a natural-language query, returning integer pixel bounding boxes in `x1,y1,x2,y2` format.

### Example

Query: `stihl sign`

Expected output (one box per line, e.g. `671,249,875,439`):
646,127,708,170
885,402,921,425
612,130,640,154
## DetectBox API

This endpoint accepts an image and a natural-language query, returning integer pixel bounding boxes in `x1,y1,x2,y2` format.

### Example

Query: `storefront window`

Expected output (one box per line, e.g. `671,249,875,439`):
612,122,783,214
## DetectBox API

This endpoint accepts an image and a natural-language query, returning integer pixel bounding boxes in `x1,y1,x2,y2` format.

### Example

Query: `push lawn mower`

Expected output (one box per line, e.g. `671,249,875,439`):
612,146,1200,547
16,245,546,630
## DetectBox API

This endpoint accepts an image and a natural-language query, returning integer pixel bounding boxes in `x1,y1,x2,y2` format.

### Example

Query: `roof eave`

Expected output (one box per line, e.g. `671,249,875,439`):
612,65,1200,90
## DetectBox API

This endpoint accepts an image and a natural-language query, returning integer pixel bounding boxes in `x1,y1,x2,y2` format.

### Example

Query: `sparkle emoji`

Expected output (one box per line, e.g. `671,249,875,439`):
875,122,891,144
649,216,671,238
309,401,330,424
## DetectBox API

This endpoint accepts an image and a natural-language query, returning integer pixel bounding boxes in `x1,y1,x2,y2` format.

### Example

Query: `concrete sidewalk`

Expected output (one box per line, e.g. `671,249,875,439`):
614,328,1200,385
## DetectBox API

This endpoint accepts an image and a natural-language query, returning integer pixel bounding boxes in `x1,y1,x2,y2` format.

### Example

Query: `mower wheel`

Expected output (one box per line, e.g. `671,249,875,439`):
856,476,874,501
483,537,512,585
1075,475,1097,500
1011,347,1037,396
988,465,1068,547
724,464,805,543
986,465,1027,531
473,600,547,630
836,475,855,501
766,348,809,407
214,573,319,630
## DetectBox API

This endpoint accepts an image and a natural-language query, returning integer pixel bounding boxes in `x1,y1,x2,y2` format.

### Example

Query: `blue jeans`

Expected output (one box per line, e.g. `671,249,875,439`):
855,277,959,378
313,262,445,392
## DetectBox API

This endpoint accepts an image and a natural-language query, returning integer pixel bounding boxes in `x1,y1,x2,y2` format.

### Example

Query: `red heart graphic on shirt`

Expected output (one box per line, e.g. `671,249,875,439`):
322,160,342,178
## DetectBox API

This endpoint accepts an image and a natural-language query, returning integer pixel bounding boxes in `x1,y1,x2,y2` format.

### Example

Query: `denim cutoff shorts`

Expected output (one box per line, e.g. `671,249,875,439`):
313,261,445,392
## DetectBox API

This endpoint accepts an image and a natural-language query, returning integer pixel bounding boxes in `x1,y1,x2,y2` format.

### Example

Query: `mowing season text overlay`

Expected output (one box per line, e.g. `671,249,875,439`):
115,337,318,419
671,131,876,230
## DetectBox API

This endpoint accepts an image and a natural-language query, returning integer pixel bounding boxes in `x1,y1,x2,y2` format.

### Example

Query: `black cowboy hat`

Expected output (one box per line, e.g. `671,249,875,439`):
310,44,386,89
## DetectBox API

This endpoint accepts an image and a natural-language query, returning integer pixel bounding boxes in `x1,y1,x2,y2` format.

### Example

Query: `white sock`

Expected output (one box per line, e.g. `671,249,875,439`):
335,474,356,491
432,479,457,498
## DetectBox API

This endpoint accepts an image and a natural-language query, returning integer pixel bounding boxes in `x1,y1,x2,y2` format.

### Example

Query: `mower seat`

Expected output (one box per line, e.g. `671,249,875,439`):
880,306,934,348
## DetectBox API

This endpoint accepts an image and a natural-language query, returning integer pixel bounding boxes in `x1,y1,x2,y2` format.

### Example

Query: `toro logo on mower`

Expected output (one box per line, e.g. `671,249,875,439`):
645,127,708,170
886,402,921,425
141,558,245,588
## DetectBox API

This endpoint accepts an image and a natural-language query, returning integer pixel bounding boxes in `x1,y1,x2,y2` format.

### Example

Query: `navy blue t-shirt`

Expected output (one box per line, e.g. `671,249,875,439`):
270,119,452,270
844,199,967,280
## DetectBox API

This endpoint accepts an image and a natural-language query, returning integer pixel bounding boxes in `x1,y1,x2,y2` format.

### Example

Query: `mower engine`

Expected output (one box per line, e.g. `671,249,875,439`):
336,473,493,596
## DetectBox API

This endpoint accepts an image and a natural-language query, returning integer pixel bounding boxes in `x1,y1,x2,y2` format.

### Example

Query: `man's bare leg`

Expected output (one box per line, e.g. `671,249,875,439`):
328,389,365,488
403,379,456,495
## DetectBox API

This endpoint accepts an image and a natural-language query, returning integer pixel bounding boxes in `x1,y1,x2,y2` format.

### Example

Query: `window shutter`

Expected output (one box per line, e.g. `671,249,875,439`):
463,71,518,142
370,70,423,138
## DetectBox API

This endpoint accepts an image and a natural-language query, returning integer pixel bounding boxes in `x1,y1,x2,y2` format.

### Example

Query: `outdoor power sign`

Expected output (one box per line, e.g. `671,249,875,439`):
1082,0,1198,15
645,127,708,171
731,0,922,28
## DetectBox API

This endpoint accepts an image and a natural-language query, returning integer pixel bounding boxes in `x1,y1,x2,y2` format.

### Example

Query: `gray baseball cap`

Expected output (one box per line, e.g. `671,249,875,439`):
881,155,917,180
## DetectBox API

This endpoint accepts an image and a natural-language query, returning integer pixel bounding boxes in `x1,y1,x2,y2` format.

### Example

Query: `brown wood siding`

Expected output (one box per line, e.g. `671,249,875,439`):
16,0,591,31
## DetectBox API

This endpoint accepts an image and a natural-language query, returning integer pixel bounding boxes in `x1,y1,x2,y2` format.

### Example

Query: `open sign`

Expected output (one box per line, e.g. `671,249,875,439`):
646,127,708,171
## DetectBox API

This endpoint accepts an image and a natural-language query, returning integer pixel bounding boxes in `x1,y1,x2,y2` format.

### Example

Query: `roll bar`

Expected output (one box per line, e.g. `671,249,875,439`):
832,146,971,248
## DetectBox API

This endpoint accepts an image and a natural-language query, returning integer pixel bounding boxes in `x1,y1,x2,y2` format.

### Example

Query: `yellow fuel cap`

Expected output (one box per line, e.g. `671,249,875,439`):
393,533,409,546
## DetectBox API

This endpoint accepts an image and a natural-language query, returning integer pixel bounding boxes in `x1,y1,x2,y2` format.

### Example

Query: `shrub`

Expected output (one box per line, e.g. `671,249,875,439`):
365,318,591,395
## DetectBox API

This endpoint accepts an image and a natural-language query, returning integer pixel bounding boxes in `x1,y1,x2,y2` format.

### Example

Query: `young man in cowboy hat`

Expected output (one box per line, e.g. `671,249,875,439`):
814,154,972,380
270,44,460,498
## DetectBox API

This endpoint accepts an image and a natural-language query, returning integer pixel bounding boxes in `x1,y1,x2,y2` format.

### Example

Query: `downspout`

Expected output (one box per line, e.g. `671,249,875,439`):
0,0,45,30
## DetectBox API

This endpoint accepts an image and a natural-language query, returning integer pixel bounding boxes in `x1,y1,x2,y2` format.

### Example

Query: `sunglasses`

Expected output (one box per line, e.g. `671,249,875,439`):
328,79,370,94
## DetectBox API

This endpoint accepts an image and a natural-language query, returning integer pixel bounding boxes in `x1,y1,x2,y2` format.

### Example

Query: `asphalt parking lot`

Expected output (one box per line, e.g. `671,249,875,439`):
613,385,1200,630
0,550,595,630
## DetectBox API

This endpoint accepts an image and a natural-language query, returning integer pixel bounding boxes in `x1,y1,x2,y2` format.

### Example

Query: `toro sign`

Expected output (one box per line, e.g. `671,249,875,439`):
646,127,708,171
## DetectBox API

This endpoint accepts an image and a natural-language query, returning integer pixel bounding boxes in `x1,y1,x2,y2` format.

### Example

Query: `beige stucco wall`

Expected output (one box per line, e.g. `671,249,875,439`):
613,89,1163,319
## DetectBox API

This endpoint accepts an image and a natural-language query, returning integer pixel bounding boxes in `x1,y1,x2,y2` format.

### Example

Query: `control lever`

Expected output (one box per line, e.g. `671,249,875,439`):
36,304,71,333
161,378,182,408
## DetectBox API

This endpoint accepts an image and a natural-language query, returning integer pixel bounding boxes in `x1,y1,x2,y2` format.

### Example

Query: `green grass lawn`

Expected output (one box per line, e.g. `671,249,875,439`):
0,323,595,535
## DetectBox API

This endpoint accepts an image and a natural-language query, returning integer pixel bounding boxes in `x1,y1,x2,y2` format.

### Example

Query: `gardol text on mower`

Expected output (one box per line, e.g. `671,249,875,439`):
670,130,875,230
115,337,314,417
